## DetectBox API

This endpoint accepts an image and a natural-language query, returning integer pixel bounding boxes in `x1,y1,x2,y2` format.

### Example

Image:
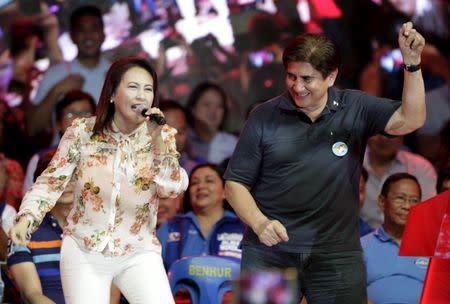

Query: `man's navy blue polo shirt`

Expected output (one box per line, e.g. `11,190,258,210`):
224,87,400,253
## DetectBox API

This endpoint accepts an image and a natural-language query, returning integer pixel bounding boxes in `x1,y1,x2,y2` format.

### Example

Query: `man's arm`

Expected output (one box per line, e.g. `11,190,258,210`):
26,74,84,136
385,22,426,136
9,262,55,304
224,180,288,246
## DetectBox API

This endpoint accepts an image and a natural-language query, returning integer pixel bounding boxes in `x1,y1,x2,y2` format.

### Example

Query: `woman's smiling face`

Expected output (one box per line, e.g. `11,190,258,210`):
189,166,225,212
112,66,154,133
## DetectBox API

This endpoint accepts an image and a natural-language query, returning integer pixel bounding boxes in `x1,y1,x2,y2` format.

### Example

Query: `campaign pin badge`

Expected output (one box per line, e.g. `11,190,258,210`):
332,141,348,157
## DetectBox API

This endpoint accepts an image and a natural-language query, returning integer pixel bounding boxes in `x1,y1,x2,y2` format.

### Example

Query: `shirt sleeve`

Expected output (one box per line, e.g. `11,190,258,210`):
223,111,263,188
7,244,33,267
153,125,189,198
17,119,82,231
358,92,401,137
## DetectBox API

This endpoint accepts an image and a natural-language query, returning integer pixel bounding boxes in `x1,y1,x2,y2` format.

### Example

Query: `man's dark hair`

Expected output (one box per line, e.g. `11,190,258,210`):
70,5,104,31
55,90,96,122
380,172,421,198
34,148,57,182
282,33,340,78
159,99,187,116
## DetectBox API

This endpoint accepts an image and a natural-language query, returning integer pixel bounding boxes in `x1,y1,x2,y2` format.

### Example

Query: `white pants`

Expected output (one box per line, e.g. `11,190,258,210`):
60,236,174,304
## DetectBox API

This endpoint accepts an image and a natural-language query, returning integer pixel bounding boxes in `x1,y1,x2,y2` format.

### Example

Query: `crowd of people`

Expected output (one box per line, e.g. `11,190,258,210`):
0,1,449,304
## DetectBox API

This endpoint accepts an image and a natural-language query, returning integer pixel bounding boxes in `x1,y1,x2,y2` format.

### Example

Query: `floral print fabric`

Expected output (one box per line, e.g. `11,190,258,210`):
18,117,188,256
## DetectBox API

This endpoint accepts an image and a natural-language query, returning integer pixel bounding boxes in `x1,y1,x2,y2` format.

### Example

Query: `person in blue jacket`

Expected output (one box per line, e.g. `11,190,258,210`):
157,163,245,270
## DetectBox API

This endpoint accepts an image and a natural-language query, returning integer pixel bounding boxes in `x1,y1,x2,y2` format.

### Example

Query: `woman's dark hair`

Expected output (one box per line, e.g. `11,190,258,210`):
282,33,340,78
93,56,158,135
183,163,232,212
185,82,228,130
380,172,421,198
55,90,96,122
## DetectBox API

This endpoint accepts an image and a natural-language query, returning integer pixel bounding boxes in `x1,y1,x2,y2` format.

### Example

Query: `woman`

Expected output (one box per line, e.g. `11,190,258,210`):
157,164,245,270
186,82,237,165
10,56,188,303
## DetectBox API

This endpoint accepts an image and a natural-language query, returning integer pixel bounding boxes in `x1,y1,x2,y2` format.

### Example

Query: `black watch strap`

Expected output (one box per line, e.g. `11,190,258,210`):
404,63,421,72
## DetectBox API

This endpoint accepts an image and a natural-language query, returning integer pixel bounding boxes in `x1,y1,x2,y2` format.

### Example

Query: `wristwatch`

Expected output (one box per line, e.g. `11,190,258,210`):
404,63,421,72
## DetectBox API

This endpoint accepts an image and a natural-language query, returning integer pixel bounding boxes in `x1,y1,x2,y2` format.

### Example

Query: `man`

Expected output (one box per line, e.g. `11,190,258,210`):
224,22,425,303
361,172,428,303
7,149,72,304
26,5,109,139
159,99,201,175
362,134,437,227
23,90,96,192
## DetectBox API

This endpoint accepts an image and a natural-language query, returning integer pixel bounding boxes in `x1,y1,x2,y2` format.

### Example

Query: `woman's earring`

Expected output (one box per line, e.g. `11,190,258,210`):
110,99,114,103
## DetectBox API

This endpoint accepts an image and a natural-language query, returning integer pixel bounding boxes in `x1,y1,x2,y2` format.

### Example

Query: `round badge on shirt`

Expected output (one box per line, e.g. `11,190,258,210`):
332,141,348,157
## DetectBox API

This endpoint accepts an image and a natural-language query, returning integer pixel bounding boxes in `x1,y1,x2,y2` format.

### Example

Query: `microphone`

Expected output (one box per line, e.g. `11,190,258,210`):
133,104,166,126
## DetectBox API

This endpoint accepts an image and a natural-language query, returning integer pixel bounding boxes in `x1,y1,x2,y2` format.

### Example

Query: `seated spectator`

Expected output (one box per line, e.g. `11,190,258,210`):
361,172,429,304
7,148,69,304
157,164,245,270
157,195,184,229
362,134,437,227
186,82,237,165
159,99,202,175
23,90,95,192
437,169,450,193
359,167,373,237
157,100,196,229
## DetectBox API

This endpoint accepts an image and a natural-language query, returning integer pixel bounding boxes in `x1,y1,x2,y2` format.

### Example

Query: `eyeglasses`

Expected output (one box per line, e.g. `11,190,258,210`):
388,194,421,206
63,111,93,119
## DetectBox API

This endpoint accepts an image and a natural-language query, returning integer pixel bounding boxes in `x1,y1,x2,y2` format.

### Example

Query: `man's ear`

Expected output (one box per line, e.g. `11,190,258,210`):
378,194,386,212
327,69,338,87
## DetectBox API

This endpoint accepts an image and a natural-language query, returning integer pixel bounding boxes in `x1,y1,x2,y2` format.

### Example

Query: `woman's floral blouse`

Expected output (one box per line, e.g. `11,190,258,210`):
18,117,188,256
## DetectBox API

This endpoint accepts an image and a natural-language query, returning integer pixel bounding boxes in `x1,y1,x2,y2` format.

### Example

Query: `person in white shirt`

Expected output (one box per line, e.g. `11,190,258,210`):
186,82,237,165
11,56,188,304
27,5,110,141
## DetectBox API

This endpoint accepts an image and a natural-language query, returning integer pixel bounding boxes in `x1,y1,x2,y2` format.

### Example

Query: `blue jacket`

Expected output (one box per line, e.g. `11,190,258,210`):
157,210,246,269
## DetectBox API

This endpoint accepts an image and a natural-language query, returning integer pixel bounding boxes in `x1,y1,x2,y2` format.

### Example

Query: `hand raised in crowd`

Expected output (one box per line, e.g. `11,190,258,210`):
254,218,289,247
54,74,85,96
398,22,425,65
